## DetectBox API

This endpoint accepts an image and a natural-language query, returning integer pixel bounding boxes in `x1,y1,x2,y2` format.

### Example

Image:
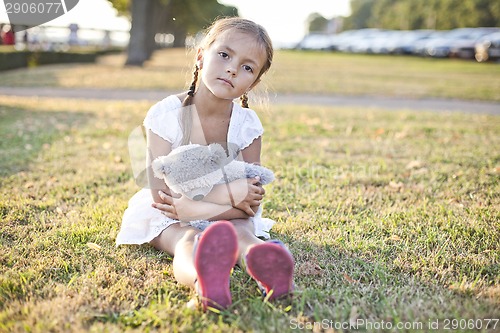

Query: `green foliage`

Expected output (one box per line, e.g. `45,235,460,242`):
307,13,329,33
107,0,238,33
345,0,500,30
345,0,374,29
107,0,129,16
159,0,238,42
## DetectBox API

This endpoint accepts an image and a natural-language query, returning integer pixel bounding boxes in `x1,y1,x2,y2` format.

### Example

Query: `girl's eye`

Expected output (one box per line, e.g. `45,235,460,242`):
219,52,229,59
243,65,253,73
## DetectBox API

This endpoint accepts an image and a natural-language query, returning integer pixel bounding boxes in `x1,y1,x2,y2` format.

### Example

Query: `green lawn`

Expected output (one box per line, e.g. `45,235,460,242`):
0,50,499,332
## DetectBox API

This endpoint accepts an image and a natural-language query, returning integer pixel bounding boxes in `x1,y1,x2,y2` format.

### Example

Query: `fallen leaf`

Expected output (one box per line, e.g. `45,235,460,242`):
388,181,404,191
349,306,359,324
343,273,358,284
395,131,408,139
297,259,323,276
406,160,423,170
87,242,102,251
24,182,35,189
388,234,401,241
186,298,198,310
412,168,428,175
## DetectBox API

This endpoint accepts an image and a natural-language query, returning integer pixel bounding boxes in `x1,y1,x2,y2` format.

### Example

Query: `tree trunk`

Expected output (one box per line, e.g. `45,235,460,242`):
147,0,165,57
125,0,154,66
173,27,187,48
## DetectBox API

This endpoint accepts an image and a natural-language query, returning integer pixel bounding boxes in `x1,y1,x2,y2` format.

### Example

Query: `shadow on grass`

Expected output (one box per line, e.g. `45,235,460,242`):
72,226,499,332
276,233,499,331
0,102,93,177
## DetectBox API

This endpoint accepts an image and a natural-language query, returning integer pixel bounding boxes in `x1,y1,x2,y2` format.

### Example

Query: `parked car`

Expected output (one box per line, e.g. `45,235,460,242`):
475,31,500,62
328,30,360,51
337,28,383,53
425,27,500,58
388,30,435,55
296,33,335,50
450,28,500,59
412,30,448,56
364,30,402,54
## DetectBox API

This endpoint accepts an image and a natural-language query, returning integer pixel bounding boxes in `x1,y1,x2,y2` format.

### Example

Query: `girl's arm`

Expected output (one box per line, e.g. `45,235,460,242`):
146,129,174,203
203,177,264,207
241,136,262,165
203,137,265,212
150,135,265,220
156,191,256,222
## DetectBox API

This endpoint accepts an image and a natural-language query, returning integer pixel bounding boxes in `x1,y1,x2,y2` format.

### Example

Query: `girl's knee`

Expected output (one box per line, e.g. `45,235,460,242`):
150,223,200,253
229,218,254,234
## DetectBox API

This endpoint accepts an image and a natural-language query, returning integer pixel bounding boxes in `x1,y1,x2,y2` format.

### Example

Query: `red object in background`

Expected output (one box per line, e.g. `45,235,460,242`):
1,26,15,45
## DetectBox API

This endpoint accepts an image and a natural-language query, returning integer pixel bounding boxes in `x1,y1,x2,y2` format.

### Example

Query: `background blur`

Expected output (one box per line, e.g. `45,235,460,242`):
1,0,499,67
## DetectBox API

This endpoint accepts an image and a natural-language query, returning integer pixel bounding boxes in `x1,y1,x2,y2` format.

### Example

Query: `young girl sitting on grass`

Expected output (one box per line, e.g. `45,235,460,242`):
116,17,294,311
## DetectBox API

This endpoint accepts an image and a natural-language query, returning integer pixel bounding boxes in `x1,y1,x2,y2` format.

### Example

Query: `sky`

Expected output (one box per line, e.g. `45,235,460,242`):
0,0,130,31
219,0,351,46
0,0,350,45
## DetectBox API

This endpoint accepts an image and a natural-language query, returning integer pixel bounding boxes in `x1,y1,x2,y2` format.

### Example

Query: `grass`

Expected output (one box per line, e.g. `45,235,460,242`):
0,50,499,332
1,48,500,101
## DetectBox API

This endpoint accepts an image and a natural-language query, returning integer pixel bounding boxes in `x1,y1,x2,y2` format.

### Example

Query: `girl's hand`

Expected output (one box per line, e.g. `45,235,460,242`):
153,191,234,222
231,177,265,216
152,191,179,220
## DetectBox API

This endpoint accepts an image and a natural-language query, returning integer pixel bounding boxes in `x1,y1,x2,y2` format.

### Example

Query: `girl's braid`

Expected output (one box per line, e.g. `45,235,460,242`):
180,64,199,145
182,64,199,107
240,93,249,108
187,64,199,98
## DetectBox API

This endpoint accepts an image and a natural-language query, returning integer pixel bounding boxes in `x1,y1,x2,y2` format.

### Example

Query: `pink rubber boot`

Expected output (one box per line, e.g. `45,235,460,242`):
245,240,294,300
194,221,238,311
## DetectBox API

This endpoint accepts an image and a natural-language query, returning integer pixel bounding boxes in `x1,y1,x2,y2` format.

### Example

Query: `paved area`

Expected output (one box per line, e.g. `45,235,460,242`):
0,86,498,115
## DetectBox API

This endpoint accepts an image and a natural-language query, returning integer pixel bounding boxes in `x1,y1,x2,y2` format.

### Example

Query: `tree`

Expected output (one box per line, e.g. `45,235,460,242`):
306,13,329,33
344,0,500,31
344,0,374,30
160,0,238,47
107,0,238,66
107,0,129,16
125,0,154,66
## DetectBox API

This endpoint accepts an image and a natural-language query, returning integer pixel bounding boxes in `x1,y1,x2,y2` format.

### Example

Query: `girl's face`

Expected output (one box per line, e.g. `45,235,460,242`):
198,31,267,102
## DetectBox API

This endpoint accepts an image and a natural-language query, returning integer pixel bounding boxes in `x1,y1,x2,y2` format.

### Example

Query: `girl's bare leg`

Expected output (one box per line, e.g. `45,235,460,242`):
229,218,263,264
232,218,295,300
150,223,201,288
150,219,265,286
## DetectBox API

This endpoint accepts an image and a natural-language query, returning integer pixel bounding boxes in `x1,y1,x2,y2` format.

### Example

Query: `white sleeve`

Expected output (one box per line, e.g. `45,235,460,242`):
237,108,264,149
143,96,182,144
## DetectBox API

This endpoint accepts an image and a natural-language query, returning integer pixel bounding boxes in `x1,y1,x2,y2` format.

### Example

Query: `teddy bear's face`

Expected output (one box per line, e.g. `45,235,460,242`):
152,143,229,200
152,143,274,201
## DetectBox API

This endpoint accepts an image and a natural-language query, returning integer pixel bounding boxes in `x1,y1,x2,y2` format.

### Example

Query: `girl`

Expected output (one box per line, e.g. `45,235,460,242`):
116,17,294,311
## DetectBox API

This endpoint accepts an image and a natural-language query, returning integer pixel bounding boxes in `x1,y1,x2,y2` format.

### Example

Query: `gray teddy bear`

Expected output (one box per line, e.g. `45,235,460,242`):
152,143,274,201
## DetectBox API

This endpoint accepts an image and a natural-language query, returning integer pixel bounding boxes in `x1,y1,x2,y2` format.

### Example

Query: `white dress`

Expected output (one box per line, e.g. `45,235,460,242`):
116,95,275,245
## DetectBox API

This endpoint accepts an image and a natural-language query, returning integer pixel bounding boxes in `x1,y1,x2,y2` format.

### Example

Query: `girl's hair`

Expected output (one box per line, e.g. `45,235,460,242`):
180,17,274,145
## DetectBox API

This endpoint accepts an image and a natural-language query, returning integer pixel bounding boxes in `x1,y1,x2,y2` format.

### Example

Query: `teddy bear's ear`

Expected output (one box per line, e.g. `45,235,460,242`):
208,143,227,164
151,156,172,179
151,157,165,179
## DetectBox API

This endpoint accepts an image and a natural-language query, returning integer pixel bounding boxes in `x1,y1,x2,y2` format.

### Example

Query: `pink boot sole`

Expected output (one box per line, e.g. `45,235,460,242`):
245,241,294,300
194,221,238,311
